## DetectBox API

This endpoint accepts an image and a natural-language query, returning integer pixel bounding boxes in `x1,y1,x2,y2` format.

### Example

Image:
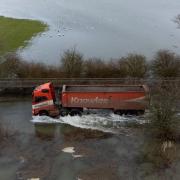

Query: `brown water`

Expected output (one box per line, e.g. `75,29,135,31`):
0,0,180,64
0,100,180,180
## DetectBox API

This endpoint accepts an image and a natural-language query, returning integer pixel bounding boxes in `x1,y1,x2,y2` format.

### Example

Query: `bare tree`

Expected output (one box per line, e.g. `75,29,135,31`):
60,49,84,78
174,14,180,28
123,54,148,78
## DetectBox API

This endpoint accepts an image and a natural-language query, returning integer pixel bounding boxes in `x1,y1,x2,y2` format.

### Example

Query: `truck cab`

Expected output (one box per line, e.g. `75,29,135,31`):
32,82,59,117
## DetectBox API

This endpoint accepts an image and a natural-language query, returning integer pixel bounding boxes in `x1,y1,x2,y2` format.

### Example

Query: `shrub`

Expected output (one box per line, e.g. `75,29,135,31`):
18,60,64,78
0,53,21,78
18,61,49,78
149,85,180,141
152,50,180,78
84,58,110,78
0,49,180,79
102,59,128,78
140,84,180,169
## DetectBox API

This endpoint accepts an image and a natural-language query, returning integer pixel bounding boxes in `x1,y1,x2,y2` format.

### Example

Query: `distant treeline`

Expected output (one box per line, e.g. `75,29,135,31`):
0,49,180,79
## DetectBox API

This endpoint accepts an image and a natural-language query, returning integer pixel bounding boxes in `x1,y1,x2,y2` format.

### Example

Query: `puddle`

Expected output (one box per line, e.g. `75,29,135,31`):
72,155,83,159
62,147,84,159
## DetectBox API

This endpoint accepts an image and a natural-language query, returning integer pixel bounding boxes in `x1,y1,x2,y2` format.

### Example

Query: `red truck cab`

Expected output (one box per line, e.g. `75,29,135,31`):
32,82,59,117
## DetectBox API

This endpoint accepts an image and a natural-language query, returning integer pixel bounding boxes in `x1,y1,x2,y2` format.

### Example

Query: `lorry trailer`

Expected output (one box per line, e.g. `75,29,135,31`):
32,82,149,117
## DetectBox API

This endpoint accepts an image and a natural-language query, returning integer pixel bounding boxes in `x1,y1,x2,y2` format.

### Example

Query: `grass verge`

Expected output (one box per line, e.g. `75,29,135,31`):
0,16,48,55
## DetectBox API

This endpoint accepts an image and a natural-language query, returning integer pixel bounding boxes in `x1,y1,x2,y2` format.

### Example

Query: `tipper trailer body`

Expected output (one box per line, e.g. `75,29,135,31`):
32,82,149,117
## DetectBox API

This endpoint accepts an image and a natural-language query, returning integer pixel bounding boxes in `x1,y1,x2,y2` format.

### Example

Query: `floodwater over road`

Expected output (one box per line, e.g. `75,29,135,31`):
1,100,180,180
0,0,180,64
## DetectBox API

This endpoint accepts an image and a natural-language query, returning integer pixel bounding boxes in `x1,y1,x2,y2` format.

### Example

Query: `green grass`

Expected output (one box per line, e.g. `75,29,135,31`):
0,16,48,55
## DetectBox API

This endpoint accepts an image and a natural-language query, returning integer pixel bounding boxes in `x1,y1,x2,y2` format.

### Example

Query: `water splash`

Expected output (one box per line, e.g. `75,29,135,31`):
31,111,146,133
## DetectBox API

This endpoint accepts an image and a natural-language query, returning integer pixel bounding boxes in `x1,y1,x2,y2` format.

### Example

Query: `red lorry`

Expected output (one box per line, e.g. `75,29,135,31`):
32,82,149,117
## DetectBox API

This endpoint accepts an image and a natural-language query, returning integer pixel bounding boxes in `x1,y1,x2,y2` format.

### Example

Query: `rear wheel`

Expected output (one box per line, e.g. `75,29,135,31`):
114,110,136,115
60,108,69,117
137,110,145,116
114,110,123,115
69,109,82,116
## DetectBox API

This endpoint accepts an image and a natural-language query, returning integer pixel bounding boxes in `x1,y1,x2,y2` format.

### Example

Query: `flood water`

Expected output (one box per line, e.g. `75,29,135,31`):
0,0,180,64
0,100,180,180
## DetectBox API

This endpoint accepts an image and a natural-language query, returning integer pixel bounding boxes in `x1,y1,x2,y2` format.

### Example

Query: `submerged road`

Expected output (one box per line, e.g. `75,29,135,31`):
1,100,180,180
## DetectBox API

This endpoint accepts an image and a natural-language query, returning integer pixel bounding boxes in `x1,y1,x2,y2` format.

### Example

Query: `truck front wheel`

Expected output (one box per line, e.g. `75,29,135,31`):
39,111,49,116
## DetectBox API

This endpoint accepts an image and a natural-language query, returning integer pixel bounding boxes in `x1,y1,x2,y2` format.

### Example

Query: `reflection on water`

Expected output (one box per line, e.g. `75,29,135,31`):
34,123,112,142
0,0,180,63
34,124,57,140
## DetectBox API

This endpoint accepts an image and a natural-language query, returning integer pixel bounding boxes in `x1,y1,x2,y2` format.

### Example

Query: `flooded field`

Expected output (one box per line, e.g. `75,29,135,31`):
0,100,180,180
0,0,180,63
